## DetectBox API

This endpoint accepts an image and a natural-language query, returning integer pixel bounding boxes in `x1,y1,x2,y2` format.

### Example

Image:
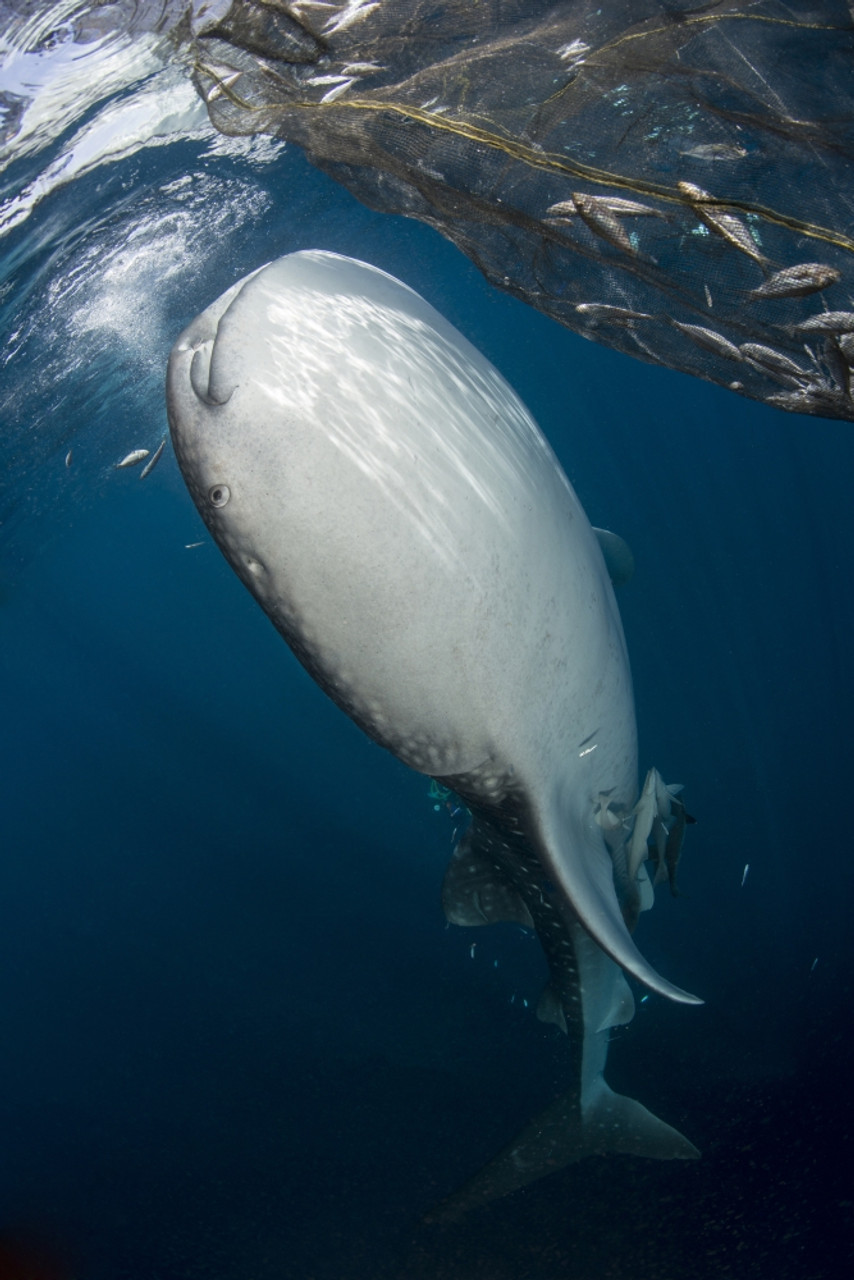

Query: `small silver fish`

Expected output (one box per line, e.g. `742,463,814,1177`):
65,449,72,467
677,181,765,262
184,541,204,549
196,63,243,104
320,78,355,103
741,863,749,887
740,343,807,378
305,73,352,86
570,193,638,255
548,194,663,219
204,69,242,104
810,336,850,394
545,200,577,219
767,385,848,414
677,180,711,202
557,38,591,62
680,142,748,161
794,310,854,334
839,333,854,361
115,449,150,469
672,321,742,361
702,210,765,262
591,195,664,217
575,302,652,324
470,943,476,959
139,439,165,479
749,263,841,300
340,62,384,75
810,957,819,973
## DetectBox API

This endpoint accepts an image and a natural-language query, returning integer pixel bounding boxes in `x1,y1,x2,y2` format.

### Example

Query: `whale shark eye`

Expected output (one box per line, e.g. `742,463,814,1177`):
208,484,230,508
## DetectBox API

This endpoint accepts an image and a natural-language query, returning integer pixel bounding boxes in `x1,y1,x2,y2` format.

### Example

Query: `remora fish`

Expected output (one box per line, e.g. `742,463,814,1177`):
166,250,700,1214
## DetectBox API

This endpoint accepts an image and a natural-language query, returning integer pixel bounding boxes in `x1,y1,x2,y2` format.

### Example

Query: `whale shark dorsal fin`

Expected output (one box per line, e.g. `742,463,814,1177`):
441,830,535,928
592,526,635,587
534,799,702,1005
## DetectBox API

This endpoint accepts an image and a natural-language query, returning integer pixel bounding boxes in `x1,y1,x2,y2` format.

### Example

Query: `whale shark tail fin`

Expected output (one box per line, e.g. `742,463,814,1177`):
582,1079,700,1161
425,1081,699,1224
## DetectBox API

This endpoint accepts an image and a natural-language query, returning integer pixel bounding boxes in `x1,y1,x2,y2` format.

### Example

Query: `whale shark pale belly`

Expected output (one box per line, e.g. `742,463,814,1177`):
166,250,699,1214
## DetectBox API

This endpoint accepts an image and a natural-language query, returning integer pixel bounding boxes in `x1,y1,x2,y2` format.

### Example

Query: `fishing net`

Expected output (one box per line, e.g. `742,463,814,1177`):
188,0,854,421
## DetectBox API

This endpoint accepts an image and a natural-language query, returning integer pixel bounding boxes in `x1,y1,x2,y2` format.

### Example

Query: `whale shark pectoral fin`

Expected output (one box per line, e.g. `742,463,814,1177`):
441,830,535,928
536,805,702,1006
425,1081,699,1223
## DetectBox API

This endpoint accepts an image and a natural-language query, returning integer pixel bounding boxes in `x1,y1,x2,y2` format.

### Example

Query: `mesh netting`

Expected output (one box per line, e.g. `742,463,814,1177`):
189,0,854,421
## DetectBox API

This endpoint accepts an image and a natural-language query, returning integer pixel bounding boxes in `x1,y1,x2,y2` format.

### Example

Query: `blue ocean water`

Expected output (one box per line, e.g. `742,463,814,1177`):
1,30,853,1280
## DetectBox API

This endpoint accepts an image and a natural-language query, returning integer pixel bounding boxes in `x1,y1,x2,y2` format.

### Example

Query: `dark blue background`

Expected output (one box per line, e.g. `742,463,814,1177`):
1,129,852,1278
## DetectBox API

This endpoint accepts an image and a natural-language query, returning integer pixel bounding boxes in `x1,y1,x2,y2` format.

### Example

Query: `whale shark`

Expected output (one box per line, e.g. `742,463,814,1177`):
166,249,700,1215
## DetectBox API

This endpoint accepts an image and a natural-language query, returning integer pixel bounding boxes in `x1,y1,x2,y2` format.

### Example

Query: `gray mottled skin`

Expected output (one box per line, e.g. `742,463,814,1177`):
167,251,699,1207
